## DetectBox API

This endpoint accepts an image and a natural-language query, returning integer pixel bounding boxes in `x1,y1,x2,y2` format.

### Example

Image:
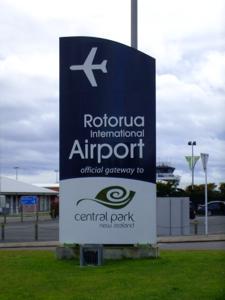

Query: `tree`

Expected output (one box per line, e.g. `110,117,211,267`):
218,183,225,195
185,183,221,206
157,182,185,197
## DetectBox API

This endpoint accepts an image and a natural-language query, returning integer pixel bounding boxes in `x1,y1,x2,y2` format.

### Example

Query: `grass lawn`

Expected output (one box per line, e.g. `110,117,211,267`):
0,250,224,300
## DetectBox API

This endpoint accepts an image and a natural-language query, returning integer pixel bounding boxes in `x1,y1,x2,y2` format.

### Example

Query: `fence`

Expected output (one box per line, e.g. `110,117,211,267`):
0,213,58,242
157,197,225,236
157,197,190,236
0,211,225,243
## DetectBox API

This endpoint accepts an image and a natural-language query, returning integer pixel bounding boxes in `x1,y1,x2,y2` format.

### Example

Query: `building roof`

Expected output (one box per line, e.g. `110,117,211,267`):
35,183,59,192
0,177,58,195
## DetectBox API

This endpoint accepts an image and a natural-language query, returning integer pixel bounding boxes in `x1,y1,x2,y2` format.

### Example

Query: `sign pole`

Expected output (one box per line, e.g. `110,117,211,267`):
36,196,39,223
131,0,138,49
20,198,23,223
21,204,23,222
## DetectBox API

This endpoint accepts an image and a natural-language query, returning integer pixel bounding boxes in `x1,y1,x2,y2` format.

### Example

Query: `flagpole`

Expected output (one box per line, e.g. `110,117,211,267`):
131,0,138,49
201,153,209,235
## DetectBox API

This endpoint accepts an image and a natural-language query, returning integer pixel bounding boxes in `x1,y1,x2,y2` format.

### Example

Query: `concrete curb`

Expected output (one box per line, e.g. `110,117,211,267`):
0,235,225,249
158,234,225,243
0,241,60,248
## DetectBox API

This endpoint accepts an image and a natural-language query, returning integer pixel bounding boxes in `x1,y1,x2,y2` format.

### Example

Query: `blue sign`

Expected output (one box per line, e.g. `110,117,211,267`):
60,37,156,244
20,196,38,206
60,37,155,182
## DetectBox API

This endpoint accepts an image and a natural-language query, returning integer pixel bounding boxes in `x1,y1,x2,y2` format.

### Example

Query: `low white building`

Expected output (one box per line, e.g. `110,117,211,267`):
0,177,58,215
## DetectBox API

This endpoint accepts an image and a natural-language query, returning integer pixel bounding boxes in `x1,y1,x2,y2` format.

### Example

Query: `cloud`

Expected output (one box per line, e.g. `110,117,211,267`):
192,51,225,91
156,73,225,185
0,0,224,186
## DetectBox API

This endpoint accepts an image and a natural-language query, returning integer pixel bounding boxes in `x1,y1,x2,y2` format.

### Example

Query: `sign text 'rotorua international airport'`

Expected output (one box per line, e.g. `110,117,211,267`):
60,37,156,244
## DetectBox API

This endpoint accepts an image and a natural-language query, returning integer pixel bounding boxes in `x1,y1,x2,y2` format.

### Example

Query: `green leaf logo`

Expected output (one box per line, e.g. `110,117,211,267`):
77,186,135,209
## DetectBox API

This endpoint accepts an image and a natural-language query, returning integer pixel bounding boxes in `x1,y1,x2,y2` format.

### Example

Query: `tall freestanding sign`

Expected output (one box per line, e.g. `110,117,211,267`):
60,37,156,244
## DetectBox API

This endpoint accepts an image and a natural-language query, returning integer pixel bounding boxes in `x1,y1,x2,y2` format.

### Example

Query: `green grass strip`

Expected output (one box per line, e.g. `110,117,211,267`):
0,250,224,300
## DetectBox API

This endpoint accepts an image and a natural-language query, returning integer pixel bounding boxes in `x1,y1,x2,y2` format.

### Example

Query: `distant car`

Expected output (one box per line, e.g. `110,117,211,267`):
197,201,225,216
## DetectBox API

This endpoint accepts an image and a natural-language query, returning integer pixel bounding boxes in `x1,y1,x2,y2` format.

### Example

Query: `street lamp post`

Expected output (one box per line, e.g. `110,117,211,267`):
188,141,196,190
54,169,59,183
14,166,19,180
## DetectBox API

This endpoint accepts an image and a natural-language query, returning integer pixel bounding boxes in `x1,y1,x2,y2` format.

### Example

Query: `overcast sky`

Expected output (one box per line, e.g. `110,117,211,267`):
0,0,224,187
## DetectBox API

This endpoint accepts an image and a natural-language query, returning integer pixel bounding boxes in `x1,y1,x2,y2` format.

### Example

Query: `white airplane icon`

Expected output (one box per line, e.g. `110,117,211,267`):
69,47,108,87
